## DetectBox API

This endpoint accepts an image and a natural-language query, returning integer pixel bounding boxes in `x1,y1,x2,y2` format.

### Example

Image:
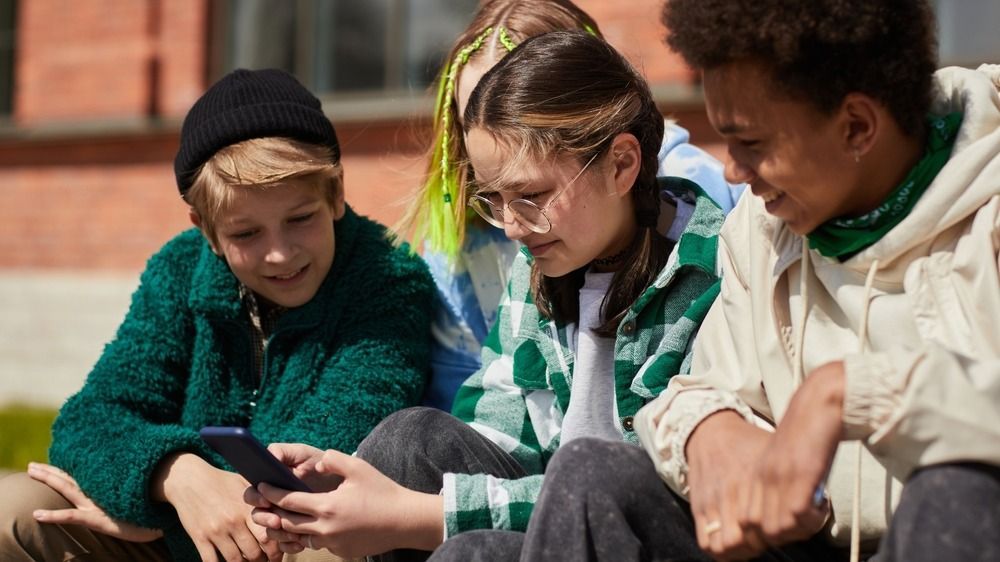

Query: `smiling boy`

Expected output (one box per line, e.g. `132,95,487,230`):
0,68,434,562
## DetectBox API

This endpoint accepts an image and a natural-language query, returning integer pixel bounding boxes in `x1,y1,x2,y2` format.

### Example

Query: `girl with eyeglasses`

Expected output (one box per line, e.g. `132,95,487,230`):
242,30,729,560
396,0,742,412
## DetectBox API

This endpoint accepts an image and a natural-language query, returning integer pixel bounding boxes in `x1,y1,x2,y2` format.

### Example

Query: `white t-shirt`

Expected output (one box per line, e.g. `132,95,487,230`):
560,270,623,444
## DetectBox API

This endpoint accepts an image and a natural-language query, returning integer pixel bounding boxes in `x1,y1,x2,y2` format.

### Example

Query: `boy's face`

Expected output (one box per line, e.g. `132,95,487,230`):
198,179,344,308
703,60,864,235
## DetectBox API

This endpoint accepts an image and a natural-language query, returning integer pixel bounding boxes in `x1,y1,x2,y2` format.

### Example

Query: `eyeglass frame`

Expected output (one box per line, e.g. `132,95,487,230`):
467,150,604,234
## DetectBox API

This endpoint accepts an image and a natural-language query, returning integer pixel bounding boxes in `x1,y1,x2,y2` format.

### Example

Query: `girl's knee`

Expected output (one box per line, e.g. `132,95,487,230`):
547,438,650,489
430,530,523,562
356,407,462,465
905,462,1000,502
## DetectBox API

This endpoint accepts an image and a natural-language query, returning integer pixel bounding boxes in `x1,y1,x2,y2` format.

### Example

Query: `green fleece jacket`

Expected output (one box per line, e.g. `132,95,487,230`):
49,206,433,560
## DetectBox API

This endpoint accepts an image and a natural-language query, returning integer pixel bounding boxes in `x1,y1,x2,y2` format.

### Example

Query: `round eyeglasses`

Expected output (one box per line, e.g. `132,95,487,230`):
467,152,601,234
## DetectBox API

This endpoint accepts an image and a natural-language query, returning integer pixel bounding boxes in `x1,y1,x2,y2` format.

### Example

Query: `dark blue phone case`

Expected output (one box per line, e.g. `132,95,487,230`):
199,426,312,492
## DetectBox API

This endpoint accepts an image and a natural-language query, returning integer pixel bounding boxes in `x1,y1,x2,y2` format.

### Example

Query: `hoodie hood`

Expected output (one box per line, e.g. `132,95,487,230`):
844,65,1000,273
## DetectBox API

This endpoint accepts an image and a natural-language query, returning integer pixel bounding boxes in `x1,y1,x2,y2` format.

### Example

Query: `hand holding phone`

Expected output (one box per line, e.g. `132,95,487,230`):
199,426,312,493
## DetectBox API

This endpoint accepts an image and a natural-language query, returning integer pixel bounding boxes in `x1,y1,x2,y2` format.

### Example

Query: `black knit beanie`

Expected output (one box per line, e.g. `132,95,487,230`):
174,68,340,196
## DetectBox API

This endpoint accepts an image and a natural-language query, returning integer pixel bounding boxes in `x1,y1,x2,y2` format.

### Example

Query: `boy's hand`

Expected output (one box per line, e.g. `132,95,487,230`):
740,362,842,546
28,462,164,543
153,452,282,562
685,411,773,560
249,450,444,558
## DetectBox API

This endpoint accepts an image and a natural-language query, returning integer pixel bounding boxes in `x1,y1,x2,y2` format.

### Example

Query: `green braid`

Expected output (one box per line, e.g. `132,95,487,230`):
420,26,516,259
497,26,517,52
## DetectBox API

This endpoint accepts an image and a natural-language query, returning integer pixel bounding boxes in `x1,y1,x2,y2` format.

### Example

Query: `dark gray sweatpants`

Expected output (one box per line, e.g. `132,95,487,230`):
430,438,1000,562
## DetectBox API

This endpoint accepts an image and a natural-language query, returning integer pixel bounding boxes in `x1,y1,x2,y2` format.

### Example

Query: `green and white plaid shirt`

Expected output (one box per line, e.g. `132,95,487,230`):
445,179,726,536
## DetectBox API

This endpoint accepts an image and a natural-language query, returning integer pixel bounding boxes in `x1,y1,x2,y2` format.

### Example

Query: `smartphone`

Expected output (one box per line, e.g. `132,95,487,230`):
199,426,312,493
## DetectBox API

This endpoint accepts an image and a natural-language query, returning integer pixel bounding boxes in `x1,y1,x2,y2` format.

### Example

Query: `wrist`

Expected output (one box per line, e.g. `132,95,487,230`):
151,452,210,503
685,410,748,464
806,361,846,419
400,490,445,551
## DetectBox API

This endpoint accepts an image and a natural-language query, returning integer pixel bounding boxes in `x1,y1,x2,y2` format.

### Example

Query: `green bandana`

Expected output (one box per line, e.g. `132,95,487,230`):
808,112,963,260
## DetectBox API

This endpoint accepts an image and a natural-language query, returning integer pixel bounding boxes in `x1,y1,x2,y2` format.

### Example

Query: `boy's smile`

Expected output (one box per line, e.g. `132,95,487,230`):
208,180,343,308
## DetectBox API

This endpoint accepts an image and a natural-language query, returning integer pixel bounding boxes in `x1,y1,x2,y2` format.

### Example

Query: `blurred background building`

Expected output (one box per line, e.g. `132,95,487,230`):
0,0,997,409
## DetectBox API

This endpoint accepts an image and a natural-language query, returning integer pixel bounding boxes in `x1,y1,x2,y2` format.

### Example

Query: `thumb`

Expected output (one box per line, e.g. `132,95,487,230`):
268,443,305,466
314,449,355,477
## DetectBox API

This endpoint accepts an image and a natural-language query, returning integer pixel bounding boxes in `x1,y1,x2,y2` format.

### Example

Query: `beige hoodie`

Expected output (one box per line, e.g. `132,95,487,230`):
635,64,1000,546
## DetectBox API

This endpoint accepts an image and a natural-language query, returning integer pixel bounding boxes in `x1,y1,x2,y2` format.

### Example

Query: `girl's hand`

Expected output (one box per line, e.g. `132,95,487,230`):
740,362,842,547
242,442,345,515
154,453,282,562
250,449,444,558
28,462,164,543
269,443,345,491
685,411,772,561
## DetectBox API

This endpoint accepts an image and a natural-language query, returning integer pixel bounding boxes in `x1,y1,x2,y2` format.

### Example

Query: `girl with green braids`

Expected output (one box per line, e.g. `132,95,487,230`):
401,0,743,411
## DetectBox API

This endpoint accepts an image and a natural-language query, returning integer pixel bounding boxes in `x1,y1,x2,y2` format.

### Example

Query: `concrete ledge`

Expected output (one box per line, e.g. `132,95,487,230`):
0,271,138,408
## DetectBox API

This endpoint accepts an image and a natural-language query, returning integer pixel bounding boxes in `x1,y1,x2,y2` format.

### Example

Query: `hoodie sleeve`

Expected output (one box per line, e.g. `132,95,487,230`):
841,198,1000,476
842,347,1000,474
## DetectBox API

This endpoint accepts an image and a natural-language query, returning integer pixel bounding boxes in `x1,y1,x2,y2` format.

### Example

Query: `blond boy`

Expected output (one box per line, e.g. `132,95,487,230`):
0,69,433,562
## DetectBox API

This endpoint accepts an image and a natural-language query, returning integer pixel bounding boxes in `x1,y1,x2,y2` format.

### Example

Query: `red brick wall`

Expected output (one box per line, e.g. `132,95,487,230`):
15,0,207,126
0,123,432,271
0,133,186,270
577,0,692,84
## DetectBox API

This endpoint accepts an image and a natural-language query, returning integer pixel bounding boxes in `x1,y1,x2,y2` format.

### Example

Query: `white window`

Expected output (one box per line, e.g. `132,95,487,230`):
935,0,1000,66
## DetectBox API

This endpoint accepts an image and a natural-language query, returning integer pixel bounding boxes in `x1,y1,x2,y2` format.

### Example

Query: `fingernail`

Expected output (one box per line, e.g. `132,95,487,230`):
33,510,46,520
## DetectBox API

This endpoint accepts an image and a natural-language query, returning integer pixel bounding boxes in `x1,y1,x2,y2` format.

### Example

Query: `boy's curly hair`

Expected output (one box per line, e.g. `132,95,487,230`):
662,0,938,135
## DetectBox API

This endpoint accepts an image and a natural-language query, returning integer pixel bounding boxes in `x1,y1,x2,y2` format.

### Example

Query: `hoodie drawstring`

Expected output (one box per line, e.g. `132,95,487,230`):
794,243,811,386
849,258,880,562
796,243,880,562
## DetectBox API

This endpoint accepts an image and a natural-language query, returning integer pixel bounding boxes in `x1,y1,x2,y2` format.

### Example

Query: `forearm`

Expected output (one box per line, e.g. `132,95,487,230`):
398,490,445,551
635,386,760,496
49,400,207,528
686,410,768,472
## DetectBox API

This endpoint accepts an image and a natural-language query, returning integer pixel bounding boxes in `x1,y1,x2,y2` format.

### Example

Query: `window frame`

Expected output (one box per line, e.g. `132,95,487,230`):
0,0,17,120
208,0,474,123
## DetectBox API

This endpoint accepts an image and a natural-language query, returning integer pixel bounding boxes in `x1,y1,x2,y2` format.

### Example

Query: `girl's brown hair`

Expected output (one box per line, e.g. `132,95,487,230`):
464,30,668,335
395,0,601,259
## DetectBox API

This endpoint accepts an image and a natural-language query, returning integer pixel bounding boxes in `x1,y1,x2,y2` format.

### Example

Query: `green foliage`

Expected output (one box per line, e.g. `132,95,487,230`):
0,405,57,470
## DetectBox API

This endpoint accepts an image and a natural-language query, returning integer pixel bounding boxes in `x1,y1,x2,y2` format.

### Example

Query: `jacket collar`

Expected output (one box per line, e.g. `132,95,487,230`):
633,177,724,312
